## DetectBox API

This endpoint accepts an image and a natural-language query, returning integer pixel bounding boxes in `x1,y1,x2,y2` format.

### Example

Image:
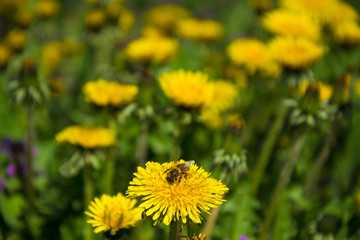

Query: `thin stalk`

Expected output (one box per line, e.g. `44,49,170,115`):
103,115,117,194
303,130,334,196
84,162,94,240
250,106,287,196
136,119,149,167
259,132,307,240
25,102,35,208
169,220,181,240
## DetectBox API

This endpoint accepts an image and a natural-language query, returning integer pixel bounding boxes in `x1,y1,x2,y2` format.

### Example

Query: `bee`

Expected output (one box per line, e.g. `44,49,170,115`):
164,160,195,184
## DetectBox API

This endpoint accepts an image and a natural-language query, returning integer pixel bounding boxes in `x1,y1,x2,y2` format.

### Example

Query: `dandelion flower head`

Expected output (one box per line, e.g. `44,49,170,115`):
55,125,116,149
159,69,211,108
125,37,178,65
269,36,326,70
332,21,360,46
0,43,12,68
176,18,224,42
203,80,238,112
261,9,321,40
298,80,333,102
83,79,138,107
4,29,28,52
85,193,142,235
35,0,60,19
187,233,208,240
201,108,224,130
127,160,228,225
143,4,191,31
41,41,64,74
227,38,281,78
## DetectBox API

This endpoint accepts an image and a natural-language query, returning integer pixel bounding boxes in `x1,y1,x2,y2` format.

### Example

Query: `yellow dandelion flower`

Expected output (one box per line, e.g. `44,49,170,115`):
117,7,135,32
354,78,360,98
298,80,333,102
329,1,359,26
226,113,244,132
83,79,138,107
84,8,107,31
15,10,34,27
159,69,211,108
141,25,165,38
41,41,64,74
35,0,60,19
261,9,321,40
126,160,228,226
85,193,142,235
227,38,281,78
187,233,208,240
4,29,28,52
332,21,360,46
125,37,178,65
143,4,191,31
200,108,224,129
204,80,238,112
247,0,274,12
0,43,12,69
269,36,326,70
55,126,116,149
176,18,224,42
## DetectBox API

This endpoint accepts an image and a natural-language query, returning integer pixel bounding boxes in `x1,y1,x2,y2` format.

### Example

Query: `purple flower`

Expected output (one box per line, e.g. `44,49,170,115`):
6,164,17,177
1,137,26,160
239,236,248,240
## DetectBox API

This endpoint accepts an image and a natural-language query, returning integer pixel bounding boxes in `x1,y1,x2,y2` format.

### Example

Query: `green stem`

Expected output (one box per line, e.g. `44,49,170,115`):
136,119,149,167
103,115,117,194
250,106,287,196
259,132,307,240
84,162,94,240
25,102,35,208
169,220,180,240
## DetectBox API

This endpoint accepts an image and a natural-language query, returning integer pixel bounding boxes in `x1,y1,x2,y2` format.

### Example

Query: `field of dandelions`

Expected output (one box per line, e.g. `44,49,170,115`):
1,0,360,239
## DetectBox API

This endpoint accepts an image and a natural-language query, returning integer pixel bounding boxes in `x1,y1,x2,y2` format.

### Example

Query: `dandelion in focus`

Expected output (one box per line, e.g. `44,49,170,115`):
85,193,142,235
126,160,228,225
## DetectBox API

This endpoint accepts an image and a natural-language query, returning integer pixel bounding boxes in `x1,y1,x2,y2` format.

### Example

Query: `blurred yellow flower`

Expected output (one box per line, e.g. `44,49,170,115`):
85,193,142,235
141,25,165,38
125,37,178,65
227,38,281,78
117,7,135,32
247,0,274,12
226,113,244,132
0,43,12,69
84,8,107,31
332,21,360,46
269,36,326,70
298,80,333,102
262,9,321,40
15,10,34,27
187,233,208,240
143,4,191,31
201,108,224,129
41,41,64,74
354,78,360,98
176,18,224,42
126,160,228,225
204,80,238,112
159,69,210,108
4,29,28,52
83,79,138,107
35,0,60,19
55,126,116,149
329,1,358,26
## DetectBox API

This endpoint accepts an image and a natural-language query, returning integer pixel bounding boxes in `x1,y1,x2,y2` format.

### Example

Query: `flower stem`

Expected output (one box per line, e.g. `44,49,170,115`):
103,115,117,194
84,162,94,240
169,220,180,240
250,106,287,196
136,119,149,167
259,131,307,240
25,102,35,208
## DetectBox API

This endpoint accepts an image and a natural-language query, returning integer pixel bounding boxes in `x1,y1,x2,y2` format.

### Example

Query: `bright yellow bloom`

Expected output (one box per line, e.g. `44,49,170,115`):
141,25,165,38
298,80,333,102
204,80,238,112
35,0,60,19
83,79,138,107
227,38,281,78
126,160,228,225
247,0,273,12
200,109,224,129
4,29,28,52
117,7,135,32
332,21,360,46
329,1,359,26
41,41,64,74
176,18,224,42
269,36,326,70
262,9,321,40
85,193,142,235
55,126,116,149
125,37,178,65
0,43,12,68
143,4,191,31
84,8,107,31
187,233,208,240
159,69,211,108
